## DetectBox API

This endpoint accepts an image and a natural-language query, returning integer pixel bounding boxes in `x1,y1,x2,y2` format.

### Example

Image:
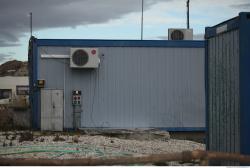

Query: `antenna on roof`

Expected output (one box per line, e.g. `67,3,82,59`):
29,12,33,37
141,0,144,40
187,0,190,29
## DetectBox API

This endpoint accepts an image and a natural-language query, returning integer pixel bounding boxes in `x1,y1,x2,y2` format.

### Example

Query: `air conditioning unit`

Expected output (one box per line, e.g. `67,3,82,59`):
168,28,193,40
70,48,100,68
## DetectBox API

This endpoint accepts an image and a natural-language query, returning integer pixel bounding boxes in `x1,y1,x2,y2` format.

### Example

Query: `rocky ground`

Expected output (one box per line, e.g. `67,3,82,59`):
0,130,205,165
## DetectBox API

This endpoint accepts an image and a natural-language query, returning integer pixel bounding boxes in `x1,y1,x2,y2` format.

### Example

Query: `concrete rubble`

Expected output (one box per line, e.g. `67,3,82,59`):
0,130,205,165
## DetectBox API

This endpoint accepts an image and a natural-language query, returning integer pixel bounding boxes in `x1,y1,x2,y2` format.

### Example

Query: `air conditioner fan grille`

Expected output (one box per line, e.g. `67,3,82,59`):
171,30,184,40
72,49,89,66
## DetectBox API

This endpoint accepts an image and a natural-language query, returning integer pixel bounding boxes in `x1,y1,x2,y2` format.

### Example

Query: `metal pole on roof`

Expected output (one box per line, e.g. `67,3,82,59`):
187,0,190,29
30,12,33,37
141,0,144,40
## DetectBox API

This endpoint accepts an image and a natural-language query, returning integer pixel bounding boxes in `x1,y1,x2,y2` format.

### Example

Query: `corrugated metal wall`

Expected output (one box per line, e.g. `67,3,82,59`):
207,30,240,154
206,12,250,165
41,89,64,131
38,46,205,129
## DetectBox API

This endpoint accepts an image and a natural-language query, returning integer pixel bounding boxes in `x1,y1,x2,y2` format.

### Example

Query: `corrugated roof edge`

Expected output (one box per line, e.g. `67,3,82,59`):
205,12,250,39
35,39,204,48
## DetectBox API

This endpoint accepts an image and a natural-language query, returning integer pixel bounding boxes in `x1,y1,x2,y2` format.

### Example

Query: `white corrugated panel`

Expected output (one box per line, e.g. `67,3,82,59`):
41,89,63,131
38,47,205,129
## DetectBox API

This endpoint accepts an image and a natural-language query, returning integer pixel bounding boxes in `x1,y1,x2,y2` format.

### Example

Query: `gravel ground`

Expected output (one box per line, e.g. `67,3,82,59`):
0,131,205,165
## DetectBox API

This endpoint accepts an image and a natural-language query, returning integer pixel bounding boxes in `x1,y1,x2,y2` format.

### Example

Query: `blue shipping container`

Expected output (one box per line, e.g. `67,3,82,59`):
205,12,250,164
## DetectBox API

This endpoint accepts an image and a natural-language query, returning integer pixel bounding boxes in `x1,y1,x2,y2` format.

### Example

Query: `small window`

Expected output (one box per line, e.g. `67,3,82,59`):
16,85,29,95
0,89,12,99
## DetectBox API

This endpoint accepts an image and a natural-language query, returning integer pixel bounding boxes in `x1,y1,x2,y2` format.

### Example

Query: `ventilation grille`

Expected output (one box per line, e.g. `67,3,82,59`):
171,30,184,40
72,49,89,66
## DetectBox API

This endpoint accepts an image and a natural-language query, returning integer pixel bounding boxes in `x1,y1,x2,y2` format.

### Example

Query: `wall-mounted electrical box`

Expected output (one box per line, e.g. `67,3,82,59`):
37,79,45,88
72,90,81,106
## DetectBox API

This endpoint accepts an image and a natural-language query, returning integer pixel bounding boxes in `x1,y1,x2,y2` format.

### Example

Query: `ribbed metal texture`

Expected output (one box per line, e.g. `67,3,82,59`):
38,47,205,129
207,30,240,157
41,89,64,131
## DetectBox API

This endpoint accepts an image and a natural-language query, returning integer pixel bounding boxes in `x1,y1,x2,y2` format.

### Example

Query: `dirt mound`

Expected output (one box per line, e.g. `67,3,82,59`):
0,60,28,76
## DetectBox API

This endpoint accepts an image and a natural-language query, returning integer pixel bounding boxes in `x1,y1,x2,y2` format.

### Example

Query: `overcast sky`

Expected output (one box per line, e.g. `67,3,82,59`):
0,0,249,64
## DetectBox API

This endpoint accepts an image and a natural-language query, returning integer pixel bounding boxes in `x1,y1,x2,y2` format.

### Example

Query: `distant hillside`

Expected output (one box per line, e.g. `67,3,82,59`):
0,60,28,76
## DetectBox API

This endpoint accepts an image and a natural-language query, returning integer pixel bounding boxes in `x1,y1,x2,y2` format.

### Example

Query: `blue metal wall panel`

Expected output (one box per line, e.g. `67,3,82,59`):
205,17,239,39
239,12,250,156
36,39,204,48
30,38,40,130
205,39,209,150
207,29,240,166
37,46,205,130
206,12,250,165
208,30,240,152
